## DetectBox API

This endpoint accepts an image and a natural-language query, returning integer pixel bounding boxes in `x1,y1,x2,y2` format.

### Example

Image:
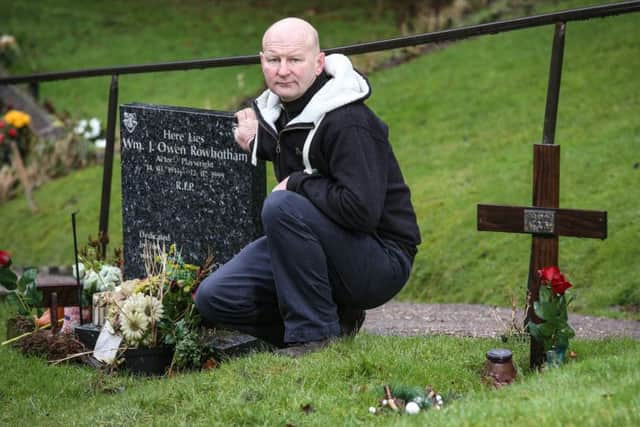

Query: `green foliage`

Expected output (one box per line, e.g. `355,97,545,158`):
164,319,208,370
158,250,209,370
3,267,42,316
529,285,576,351
0,266,17,290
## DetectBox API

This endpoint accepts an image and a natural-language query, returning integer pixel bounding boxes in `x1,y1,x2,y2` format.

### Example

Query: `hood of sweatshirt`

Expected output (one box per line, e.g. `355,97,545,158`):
251,54,371,168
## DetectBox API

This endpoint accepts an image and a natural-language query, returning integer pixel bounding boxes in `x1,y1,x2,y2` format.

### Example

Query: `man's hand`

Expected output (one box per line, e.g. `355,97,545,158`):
272,176,289,192
233,108,258,152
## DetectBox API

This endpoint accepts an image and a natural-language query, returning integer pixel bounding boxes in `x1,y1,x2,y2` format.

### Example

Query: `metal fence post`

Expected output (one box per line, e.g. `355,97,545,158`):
98,75,118,258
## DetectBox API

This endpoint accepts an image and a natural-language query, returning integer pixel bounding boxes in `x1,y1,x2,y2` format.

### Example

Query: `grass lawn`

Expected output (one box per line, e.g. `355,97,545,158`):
0,299,638,426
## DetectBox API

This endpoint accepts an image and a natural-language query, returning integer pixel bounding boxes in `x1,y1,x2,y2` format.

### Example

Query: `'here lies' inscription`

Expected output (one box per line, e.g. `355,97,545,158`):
120,103,265,279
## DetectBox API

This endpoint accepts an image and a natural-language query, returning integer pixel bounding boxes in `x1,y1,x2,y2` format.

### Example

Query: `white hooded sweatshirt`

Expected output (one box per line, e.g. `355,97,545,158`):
251,54,371,174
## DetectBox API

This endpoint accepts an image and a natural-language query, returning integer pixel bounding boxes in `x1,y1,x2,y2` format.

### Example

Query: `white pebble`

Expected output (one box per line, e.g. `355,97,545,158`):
368,407,377,414
405,401,421,415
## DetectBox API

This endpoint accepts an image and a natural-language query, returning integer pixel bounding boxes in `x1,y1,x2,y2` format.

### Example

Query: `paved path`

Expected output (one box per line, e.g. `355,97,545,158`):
364,302,640,340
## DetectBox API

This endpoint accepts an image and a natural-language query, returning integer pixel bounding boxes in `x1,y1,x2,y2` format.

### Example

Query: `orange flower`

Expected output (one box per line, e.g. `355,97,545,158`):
3,110,31,129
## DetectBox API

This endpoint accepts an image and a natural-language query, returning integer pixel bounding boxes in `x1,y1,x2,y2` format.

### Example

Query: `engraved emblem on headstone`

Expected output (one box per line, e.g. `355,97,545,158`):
123,112,138,133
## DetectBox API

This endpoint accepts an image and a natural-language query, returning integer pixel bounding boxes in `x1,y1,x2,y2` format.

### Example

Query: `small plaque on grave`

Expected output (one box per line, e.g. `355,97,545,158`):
120,103,265,279
523,208,555,234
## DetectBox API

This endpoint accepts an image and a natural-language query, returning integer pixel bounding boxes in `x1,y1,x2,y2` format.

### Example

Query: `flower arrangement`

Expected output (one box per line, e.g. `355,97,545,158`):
74,117,105,148
0,109,32,164
528,266,575,359
95,244,215,371
71,236,123,306
74,260,122,306
106,280,164,347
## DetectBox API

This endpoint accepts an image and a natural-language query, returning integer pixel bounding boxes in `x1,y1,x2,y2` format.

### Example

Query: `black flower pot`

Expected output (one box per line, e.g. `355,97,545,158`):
74,323,102,349
122,346,175,376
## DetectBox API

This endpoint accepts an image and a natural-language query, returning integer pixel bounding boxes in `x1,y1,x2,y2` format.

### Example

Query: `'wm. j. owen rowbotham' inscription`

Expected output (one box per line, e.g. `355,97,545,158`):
120,103,265,279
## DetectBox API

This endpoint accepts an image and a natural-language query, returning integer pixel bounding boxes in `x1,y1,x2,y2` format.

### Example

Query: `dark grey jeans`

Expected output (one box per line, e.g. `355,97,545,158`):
194,191,412,346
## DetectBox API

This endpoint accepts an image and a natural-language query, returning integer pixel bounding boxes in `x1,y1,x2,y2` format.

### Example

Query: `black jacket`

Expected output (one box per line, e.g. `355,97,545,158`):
252,54,421,258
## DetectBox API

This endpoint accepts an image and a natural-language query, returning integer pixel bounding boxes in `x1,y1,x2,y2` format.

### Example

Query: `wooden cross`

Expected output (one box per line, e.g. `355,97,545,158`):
476,23,608,368
477,144,607,367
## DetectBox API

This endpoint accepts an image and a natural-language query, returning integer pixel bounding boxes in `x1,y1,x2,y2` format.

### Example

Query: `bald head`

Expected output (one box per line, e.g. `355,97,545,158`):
262,17,320,54
259,17,325,102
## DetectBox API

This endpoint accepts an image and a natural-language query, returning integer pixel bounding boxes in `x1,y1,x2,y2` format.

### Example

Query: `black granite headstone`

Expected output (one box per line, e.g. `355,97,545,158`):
120,103,265,279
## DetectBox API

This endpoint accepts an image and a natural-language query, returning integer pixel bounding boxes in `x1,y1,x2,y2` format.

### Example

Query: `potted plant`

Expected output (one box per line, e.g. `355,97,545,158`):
527,266,575,366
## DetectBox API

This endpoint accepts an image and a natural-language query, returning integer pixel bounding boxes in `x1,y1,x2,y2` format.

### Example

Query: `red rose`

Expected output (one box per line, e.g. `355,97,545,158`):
7,128,17,138
538,266,573,295
551,279,572,295
537,266,561,283
0,250,11,268
0,120,5,128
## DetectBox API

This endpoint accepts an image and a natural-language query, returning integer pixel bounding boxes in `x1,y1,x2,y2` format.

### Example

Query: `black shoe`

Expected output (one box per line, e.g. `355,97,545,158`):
339,307,366,337
274,338,333,357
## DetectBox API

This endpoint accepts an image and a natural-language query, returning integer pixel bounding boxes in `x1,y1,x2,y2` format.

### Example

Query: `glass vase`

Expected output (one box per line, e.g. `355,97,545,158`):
545,345,567,367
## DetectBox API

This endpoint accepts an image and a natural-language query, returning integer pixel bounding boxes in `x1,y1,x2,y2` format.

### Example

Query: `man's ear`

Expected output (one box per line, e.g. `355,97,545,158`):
315,52,325,76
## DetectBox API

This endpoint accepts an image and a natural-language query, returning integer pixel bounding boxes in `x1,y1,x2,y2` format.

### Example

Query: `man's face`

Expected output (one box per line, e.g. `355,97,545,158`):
260,32,324,102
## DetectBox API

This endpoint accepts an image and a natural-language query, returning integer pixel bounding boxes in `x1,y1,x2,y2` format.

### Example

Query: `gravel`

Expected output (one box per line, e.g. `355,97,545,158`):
363,302,640,340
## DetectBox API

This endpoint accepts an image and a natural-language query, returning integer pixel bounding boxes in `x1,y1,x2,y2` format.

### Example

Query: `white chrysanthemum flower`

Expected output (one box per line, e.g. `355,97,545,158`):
72,262,86,280
123,293,147,315
117,279,139,297
83,270,100,292
89,117,101,134
74,119,87,135
143,295,164,323
98,265,122,291
121,310,149,345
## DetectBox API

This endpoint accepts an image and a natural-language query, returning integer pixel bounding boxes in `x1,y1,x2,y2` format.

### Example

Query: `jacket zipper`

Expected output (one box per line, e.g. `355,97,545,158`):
275,124,314,178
